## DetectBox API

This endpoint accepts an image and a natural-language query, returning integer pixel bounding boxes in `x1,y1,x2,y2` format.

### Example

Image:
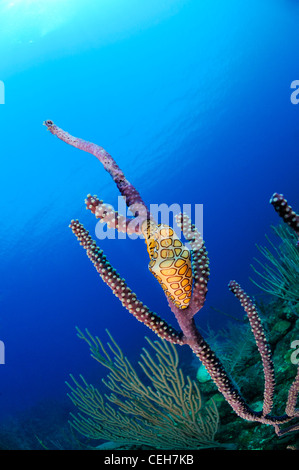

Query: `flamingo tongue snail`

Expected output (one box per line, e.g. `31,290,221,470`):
141,220,193,310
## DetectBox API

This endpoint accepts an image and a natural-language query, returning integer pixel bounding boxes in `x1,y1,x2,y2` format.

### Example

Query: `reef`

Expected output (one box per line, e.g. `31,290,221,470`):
44,120,299,443
195,295,299,449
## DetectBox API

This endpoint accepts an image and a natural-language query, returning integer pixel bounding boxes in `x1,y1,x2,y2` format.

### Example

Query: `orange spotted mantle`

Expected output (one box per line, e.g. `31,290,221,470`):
141,220,193,309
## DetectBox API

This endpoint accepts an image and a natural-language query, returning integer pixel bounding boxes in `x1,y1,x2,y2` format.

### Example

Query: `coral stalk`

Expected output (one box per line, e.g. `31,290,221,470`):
85,194,143,235
70,219,183,345
270,193,299,246
228,281,275,416
44,120,150,218
174,213,209,314
45,121,299,437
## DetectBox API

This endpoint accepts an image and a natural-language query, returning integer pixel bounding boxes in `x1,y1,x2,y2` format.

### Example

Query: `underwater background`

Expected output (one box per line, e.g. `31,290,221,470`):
0,0,298,450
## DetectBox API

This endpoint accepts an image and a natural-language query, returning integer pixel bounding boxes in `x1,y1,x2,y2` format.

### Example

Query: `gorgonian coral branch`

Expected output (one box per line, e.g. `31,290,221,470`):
45,121,299,437
228,281,275,416
85,194,143,235
175,213,209,314
270,193,299,245
44,120,150,218
70,220,183,345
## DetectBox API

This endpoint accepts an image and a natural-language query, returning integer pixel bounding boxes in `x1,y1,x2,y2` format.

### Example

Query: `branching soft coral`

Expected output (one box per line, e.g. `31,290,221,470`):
44,121,299,437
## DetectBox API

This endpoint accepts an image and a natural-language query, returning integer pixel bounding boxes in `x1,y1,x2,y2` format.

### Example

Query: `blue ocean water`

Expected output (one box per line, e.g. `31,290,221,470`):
0,0,298,441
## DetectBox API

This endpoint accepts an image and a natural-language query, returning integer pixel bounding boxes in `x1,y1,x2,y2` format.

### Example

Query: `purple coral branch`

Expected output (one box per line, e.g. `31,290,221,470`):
70,219,183,344
285,366,299,418
228,281,275,416
175,213,209,315
85,194,143,235
270,193,299,246
44,120,150,219
45,121,299,437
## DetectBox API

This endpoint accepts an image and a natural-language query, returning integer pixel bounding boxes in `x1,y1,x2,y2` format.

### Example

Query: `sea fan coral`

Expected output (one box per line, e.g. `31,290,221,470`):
251,224,299,303
66,329,223,449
